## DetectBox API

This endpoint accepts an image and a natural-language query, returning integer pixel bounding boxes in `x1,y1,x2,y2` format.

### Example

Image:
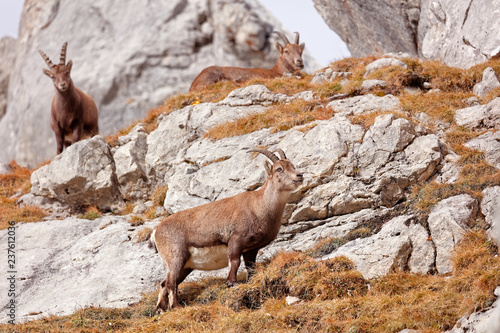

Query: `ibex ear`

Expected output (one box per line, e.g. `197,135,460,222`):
42,69,54,78
66,60,73,72
275,41,283,54
299,43,305,52
264,161,272,176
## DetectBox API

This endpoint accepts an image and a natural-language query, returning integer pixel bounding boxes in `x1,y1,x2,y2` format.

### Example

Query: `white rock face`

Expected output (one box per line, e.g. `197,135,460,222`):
0,216,163,323
113,124,149,200
313,0,500,68
322,215,434,278
454,97,500,130
465,131,500,169
364,57,408,77
428,194,478,274
481,186,500,247
327,94,401,116
473,68,500,97
30,136,123,211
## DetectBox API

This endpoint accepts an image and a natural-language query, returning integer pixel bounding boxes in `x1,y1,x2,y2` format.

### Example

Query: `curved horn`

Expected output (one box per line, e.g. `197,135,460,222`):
59,42,68,65
294,32,300,44
39,50,55,69
273,31,290,45
248,148,279,163
275,148,287,160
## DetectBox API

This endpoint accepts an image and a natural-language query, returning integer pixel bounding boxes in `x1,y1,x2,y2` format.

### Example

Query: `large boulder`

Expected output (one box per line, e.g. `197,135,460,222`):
312,0,420,57
0,216,163,322
0,0,319,166
30,135,123,210
322,215,434,278
313,0,500,68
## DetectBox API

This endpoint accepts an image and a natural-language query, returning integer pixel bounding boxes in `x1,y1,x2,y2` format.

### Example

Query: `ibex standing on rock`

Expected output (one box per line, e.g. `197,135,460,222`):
189,31,306,92
150,148,303,312
39,42,99,154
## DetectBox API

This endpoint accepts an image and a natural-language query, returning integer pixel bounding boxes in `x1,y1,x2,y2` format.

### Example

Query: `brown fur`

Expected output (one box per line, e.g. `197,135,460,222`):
151,149,303,312
40,42,99,154
189,32,305,92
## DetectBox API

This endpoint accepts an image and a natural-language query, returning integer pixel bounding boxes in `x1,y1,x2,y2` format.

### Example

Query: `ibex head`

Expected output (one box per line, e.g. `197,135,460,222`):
274,31,305,73
39,42,73,93
249,148,303,192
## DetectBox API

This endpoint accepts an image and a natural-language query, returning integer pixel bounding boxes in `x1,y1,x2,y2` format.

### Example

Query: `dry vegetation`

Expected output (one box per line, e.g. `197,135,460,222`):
4,230,498,333
2,56,500,331
0,162,46,230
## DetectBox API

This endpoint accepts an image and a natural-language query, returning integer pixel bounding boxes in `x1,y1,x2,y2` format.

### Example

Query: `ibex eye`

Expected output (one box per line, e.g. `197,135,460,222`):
276,167,283,173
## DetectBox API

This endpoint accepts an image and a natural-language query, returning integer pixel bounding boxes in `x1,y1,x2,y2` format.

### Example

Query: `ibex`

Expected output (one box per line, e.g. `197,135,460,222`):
39,42,99,154
150,148,303,312
189,31,305,92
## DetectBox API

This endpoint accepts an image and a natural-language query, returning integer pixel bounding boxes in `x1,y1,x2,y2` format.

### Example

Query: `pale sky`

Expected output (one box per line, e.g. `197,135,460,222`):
0,0,350,66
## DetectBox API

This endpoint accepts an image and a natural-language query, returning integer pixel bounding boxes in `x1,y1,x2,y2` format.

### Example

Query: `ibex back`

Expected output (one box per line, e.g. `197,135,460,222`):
150,148,303,312
189,31,305,92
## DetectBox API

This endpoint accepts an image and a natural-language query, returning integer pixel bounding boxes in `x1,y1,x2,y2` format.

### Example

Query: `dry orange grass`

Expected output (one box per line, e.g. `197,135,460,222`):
205,99,333,140
5,230,498,333
0,162,46,230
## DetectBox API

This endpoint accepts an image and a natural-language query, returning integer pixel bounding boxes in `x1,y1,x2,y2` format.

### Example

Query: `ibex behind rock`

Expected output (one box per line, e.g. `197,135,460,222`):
39,42,99,154
189,31,305,92
150,148,303,312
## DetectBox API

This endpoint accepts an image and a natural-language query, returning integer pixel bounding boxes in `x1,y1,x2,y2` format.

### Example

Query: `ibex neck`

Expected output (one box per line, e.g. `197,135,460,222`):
271,59,295,76
259,180,290,219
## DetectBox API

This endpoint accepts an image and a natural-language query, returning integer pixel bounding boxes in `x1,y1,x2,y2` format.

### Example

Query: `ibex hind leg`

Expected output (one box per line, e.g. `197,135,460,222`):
155,267,191,313
243,248,259,281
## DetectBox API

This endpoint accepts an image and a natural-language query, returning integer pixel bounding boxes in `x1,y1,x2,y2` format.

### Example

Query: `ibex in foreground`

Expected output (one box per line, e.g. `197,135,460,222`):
39,42,99,154
150,148,303,312
189,31,305,92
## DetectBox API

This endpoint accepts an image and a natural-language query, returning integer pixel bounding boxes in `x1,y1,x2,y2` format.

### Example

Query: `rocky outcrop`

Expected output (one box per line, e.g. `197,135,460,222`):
4,54,499,325
418,0,500,68
30,136,123,211
312,0,420,57
0,0,319,166
0,36,16,120
428,194,478,274
473,67,500,97
0,216,163,322
323,215,434,278
313,0,500,68
454,97,500,130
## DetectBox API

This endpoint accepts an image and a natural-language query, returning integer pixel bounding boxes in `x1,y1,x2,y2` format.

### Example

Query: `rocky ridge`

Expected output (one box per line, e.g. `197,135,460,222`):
313,0,500,68
1,57,499,330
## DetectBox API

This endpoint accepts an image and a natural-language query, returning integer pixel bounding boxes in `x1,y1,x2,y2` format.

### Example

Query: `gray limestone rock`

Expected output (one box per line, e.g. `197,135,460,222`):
30,135,123,210
473,68,500,97
327,94,401,116
364,57,408,77
428,194,478,274
465,130,500,169
0,36,16,120
322,215,433,278
0,216,163,323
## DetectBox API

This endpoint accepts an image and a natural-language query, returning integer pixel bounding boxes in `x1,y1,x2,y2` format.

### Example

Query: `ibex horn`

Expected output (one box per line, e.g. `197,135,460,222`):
294,32,300,44
275,148,287,160
60,42,68,65
248,148,280,163
273,31,290,45
38,50,55,69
